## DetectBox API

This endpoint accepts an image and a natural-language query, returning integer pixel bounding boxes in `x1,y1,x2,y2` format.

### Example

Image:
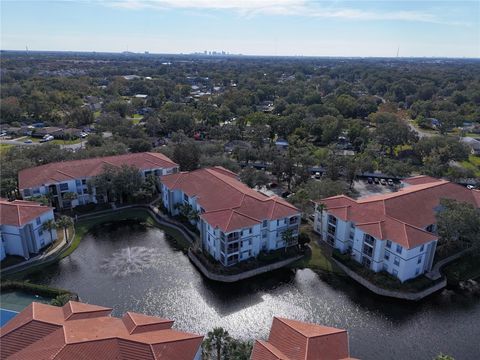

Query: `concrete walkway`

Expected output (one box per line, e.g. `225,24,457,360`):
426,248,471,280
1,228,75,275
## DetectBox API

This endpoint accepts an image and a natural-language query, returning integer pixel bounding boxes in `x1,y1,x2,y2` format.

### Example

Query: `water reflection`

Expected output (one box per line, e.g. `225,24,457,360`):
30,221,480,360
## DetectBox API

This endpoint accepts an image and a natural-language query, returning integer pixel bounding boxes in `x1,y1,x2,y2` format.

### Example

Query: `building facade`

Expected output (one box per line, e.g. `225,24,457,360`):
161,167,301,267
18,152,178,210
0,199,57,261
314,176,480,282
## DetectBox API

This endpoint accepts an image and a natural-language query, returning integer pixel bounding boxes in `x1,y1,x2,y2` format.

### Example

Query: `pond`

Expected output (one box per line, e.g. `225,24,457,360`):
29,221,480,360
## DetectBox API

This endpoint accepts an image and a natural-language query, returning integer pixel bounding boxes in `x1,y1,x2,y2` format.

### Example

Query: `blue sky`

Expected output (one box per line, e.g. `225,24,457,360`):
1,1,479,57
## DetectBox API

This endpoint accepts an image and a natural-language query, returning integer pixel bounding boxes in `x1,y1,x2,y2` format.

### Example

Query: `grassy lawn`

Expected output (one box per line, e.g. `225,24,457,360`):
93,110,101,119
292,225,342,274
51,138,83,145
0,143,13,156
460,155,480,177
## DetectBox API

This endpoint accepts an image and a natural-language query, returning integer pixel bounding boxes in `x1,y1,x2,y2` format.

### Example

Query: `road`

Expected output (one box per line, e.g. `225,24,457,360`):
0,137,87,150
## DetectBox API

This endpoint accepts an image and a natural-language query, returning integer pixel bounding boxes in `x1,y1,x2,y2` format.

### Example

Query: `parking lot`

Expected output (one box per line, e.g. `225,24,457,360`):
353,179,397,198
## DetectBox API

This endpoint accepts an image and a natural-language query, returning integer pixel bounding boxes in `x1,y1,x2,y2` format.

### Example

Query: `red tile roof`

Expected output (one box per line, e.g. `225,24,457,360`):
18,152,178,190
317,177,480,249
251,317,353,360
0,198,54,227
0,301,202,360
161,168,299,232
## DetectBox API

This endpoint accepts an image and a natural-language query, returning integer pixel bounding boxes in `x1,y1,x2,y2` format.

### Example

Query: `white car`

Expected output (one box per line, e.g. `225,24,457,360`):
80,132,89,138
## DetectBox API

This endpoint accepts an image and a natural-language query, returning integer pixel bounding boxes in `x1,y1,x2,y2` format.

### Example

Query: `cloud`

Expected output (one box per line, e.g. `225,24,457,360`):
101,0,469,25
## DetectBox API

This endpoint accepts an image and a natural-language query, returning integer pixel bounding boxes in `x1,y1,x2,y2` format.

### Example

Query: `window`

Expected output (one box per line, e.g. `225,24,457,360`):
23,189,31,197
38,228,43,236
262,231,267,239
396,244,402,254
392,269,398,277
183,193,188,201
36,217,41,225
384,252,390,260
59,183,69,191
328,215,337,225
77,189,83,195
417,256,422,264
33,188,40,194
248,228,252,234
82,179,87,185
420,244,425,252
283,218,287,224
154,169,162,176
415,268,420,275
277,219,280,226
394,257,400,266
386,240,392,248
364,234,375,246
75,180,81,186
263,220,268,227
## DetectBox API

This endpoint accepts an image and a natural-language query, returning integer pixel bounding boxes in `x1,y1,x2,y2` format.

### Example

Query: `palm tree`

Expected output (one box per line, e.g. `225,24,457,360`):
203,327,232,360
56,215,74,244
42,219,57,243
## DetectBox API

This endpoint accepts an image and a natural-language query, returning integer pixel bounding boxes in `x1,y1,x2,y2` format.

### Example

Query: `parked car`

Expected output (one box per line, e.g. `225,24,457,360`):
80,132,89,138
374,178,380,184
315,172,321,179
387,179,394,186
367,177,373,184
24,139,33,144
467,185,475,190
380,179,387,186
40,135,54,143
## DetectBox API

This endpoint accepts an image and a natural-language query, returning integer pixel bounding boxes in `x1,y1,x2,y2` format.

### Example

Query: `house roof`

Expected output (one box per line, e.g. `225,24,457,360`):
317,176,480,249
18,152,178,190
251,317,354,360
0,198,53,227
161,167,299,232
0,301,203,360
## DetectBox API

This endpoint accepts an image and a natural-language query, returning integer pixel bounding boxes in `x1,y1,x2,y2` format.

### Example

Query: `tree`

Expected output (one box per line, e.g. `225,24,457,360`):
42,219,57,242
56,216,74,243
298,231,311,249
290,179,350,216
86,134,104,147
224,339,253,360
203,327,232,360
50,294,72,307
374,117,416,156
436,199,480,249
239,168,269,188
172,141,201,171
281,228,296,249
434,354,455,360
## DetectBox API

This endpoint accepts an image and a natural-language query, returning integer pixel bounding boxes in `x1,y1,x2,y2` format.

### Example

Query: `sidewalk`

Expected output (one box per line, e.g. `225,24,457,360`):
1,227,75,275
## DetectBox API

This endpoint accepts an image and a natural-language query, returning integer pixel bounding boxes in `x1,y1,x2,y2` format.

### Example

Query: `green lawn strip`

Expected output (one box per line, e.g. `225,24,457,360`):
460,155,480,177
290,225,343,274
51,138,82,145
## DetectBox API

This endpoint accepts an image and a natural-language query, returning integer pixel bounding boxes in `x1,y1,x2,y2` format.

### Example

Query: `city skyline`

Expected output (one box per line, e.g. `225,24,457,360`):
1,0,479,58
